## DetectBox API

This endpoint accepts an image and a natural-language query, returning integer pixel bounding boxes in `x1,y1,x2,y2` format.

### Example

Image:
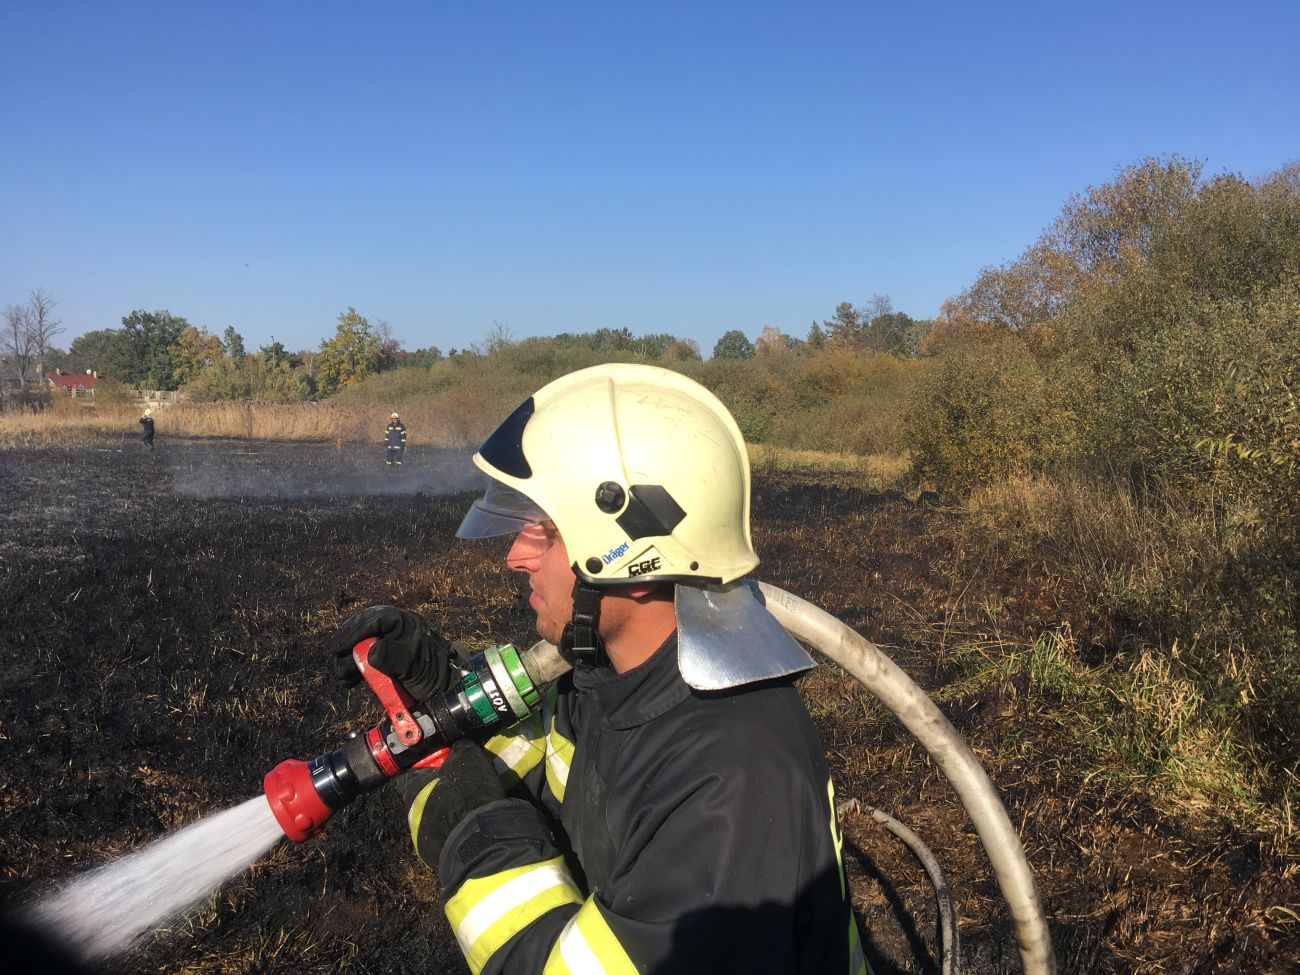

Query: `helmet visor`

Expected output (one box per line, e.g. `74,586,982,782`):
457,479,549,539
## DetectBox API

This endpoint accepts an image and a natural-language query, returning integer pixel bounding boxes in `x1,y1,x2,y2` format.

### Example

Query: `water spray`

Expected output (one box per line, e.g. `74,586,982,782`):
264,636,571,842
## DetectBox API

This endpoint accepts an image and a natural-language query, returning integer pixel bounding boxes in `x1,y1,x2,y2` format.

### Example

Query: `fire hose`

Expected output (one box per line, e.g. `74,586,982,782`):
264,582,1056,975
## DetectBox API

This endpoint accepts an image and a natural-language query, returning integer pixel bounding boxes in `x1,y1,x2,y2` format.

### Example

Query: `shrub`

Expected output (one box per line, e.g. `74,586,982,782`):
904,329,1079,493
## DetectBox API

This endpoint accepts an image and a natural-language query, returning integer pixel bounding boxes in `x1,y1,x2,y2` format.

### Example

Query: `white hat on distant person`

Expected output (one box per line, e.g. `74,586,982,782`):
391,412,400,419
143,409,153,417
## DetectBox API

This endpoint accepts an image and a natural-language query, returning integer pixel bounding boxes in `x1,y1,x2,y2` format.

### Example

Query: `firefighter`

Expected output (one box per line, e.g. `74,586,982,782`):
329,364,867,974
385,411,407,467
138,409,155,449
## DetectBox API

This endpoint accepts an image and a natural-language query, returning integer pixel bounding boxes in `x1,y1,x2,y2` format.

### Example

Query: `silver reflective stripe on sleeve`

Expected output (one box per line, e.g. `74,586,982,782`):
542,900,637,975
446,857,583,975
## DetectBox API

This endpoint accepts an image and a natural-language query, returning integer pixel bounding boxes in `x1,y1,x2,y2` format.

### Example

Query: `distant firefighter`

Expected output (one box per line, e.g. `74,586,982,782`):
139,409,155,450
385,412,407,466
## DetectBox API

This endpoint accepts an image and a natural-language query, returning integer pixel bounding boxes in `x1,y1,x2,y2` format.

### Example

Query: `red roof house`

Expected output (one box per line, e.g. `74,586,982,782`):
45,368,101,392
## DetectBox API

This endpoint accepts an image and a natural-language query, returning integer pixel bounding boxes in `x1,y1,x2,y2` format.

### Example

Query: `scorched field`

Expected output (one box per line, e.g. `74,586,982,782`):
0,437,1294,974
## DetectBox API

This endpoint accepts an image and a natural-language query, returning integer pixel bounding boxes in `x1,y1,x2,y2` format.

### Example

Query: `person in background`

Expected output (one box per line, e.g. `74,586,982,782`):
385,411,407,467
329,364,867,974
138,409,155,450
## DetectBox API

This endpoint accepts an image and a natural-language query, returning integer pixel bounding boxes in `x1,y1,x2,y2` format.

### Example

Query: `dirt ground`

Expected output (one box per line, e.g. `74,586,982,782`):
0,438,1294,974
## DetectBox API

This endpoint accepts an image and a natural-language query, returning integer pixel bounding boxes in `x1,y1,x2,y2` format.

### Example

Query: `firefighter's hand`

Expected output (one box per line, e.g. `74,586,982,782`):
326,605,454,700
396,740,506,870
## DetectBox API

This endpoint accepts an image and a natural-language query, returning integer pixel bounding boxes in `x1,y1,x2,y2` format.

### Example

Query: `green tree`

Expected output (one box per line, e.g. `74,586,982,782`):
184,355,252,400
397,346,443,369
110,310,191,389
222,326,247,360
867,311,916,356
251,349,311,402
316,307,383,396
712,329,755,360
67,329,125,374
258,339,294,368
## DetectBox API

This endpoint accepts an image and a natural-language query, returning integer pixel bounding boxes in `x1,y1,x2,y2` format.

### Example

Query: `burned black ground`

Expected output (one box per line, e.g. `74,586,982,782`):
0,439,1294,974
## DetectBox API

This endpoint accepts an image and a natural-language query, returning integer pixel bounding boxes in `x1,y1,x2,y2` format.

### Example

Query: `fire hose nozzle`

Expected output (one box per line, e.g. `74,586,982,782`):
264,758,333,842
263,638,569,844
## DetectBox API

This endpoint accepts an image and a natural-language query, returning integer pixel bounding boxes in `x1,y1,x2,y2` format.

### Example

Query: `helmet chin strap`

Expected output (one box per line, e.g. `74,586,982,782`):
561,579,607,668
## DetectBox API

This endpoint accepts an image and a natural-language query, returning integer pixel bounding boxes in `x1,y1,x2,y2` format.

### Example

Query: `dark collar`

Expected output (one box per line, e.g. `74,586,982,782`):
571,632,690,730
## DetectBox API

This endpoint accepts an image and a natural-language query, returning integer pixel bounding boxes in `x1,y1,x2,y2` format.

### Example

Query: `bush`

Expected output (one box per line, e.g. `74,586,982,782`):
904,329,1079,492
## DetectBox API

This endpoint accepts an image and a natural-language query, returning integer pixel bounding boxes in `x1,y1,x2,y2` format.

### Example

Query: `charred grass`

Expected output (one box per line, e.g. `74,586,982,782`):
0,441,1295,973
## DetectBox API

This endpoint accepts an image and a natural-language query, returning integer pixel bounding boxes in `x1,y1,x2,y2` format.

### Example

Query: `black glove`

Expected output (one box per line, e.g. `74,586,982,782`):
396,739,506,870
326,605,454,701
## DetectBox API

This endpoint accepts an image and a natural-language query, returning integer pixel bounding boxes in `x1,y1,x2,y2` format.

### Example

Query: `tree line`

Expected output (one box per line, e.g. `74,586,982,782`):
2,287,933,405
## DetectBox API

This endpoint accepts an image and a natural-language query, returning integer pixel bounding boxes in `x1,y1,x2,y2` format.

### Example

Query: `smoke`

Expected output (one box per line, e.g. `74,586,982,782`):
165,439,484,500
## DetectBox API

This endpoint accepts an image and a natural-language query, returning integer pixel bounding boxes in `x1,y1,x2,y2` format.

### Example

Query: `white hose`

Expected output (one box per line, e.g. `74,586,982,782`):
757,581,1056,975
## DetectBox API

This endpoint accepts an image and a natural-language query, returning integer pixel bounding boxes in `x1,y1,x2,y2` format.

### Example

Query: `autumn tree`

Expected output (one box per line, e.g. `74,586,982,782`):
822,302,861,347
374,319,402,370
661,338,702,362
316,307,383,396
173,326,226,385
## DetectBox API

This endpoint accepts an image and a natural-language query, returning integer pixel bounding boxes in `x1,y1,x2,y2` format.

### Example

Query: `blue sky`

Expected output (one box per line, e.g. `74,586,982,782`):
2,1,1296,355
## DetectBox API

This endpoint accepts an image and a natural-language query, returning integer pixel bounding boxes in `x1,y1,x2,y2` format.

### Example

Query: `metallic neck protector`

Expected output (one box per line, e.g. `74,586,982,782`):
675,580,815,691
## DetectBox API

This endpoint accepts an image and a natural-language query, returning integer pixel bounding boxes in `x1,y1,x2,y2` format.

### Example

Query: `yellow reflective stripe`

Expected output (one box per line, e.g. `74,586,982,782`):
539,685,574,803
827,778,847,898
849,916,869,975
542,899,637,975
828,778,869,974
486,712,551,785
545,726,573,803
485,730,545,776
407,776,440,848
446,857,583,975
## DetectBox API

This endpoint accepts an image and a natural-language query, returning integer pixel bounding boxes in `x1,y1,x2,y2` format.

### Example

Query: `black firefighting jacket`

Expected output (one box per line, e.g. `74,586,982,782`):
434,633,868,974
385,421,407,449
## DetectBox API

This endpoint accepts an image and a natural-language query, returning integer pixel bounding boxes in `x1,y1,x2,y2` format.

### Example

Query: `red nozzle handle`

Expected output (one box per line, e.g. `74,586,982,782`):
352,637,424,747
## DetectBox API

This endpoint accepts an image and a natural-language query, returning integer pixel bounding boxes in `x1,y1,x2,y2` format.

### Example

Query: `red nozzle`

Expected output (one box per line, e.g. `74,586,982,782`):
264,758,332,842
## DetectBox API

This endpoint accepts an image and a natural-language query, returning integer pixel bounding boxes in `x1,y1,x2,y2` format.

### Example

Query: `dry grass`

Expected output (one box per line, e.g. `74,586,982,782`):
0,399,488,449
934,472,1294,833
749,443,911,491
3,403,913,495
935,624,1276,828
963,474,1227,587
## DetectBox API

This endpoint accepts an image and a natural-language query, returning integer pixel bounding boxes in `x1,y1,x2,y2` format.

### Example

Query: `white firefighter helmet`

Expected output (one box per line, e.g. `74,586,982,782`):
390,412,400,419
143,409,152,417
459,363,758,586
